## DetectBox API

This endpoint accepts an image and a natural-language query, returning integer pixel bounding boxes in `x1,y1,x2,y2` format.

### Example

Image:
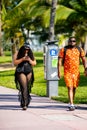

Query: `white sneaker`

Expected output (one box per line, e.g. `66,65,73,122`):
22,106,27,110
68,104,75,111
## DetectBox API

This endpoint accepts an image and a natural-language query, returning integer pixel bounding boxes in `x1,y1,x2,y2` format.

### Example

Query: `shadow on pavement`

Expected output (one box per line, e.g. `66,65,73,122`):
0,94,21,110
0,94,18,102
0,94,87,111
0,105,21,110
77,106,87,110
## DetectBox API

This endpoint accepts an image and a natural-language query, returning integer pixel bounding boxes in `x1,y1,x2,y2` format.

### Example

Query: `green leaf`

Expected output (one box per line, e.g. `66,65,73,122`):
55,5,75,21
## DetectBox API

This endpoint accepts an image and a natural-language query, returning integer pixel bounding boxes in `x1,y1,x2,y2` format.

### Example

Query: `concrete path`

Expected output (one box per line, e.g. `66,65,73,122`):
0,86,87,130
0,63,15,71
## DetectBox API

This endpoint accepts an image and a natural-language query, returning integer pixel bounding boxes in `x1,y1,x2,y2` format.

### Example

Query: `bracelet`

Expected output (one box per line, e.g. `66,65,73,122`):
85,68,87,71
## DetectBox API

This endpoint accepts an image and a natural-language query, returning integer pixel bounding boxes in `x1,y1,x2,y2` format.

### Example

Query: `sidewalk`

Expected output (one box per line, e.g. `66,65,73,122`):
0,86,87,130
0,63,15,71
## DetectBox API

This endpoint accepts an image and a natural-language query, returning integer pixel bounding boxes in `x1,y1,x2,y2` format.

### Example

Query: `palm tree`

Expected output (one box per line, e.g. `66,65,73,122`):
57,0,87,53
3,0,87,49
49,0,57,41
0,0,3,56
1,0,22,56
2,0,51,43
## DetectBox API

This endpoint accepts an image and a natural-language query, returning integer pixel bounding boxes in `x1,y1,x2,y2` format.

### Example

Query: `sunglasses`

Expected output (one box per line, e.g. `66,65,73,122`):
24,47,29,50
70,40,76,42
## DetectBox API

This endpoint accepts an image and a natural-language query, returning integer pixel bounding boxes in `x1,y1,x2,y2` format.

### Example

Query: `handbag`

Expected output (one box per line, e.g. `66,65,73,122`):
16,62,32,73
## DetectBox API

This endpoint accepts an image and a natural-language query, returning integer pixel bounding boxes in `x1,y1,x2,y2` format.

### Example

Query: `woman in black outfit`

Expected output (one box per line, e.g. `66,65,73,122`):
14,42,36,110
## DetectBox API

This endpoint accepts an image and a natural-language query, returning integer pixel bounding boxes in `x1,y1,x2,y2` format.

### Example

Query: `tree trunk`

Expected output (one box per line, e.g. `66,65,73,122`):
49,0,57,41
0,0,2,56
0,0,4,56
11,38,16,66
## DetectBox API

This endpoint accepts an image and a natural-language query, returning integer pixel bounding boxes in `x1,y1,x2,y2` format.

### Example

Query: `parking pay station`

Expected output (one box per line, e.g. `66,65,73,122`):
43,41,59,97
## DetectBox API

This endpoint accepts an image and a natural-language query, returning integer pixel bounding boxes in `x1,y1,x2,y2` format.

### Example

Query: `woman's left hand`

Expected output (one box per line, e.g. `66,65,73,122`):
24,56,36,66
25,56,32,63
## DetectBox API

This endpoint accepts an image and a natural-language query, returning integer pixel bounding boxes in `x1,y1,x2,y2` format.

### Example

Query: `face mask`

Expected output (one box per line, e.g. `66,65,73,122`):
68,45,75,48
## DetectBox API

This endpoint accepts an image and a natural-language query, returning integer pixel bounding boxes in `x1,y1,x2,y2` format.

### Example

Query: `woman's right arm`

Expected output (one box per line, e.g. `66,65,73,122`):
13,51,25,66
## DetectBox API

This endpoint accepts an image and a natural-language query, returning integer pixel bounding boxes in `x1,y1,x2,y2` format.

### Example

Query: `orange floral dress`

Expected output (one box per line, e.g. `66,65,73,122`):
59,47,85,88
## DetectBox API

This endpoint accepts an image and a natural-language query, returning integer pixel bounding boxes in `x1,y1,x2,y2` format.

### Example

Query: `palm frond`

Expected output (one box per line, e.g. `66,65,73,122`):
15,0,37,8
69,0,87,12
1,4,7,21
55,5,75,22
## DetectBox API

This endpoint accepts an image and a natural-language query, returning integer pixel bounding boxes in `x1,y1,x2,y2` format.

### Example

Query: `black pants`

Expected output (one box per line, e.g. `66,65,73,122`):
17,72,32,107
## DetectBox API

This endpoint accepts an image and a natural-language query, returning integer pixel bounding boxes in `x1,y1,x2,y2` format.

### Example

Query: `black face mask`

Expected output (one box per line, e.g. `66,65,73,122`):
68,45,76,48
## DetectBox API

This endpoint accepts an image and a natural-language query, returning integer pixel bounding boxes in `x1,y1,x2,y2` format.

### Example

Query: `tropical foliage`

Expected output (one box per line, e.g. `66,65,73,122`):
1,0,87,54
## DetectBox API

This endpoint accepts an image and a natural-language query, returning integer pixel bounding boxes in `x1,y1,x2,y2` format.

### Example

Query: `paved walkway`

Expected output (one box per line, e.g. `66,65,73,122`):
0,63,15,71
0,63,87,130
0,86,87,130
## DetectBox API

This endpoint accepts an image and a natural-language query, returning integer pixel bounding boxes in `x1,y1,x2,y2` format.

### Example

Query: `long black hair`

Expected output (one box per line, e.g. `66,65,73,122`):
14,45,35,90
17,46,34,60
